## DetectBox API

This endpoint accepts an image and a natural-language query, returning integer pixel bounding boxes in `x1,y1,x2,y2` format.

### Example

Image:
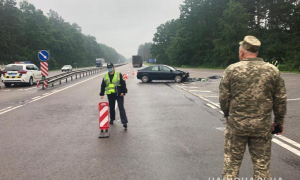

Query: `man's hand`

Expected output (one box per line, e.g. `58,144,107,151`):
120,93,124,97
272,123,284,135
100,96,104,99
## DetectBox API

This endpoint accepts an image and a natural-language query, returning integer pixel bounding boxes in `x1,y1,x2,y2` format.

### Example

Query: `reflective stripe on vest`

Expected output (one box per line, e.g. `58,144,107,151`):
104,71,121,94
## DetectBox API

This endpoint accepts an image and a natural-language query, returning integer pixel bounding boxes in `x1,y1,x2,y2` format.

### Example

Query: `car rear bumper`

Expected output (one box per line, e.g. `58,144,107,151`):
2,77,28,84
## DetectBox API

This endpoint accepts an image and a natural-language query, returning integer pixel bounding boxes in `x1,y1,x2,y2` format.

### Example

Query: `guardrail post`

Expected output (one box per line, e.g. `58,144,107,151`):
83,73,84,77
52,83,54,87
66,78,68,83
71,76,73,81
76,74,77,79
42,76,45,90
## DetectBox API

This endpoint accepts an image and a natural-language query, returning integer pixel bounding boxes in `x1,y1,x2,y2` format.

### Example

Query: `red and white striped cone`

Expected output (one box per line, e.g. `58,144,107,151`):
99,102,110,138
36,80,40,88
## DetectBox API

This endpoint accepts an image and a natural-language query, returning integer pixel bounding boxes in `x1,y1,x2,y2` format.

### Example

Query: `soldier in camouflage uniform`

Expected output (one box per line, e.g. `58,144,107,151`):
219,36,287,180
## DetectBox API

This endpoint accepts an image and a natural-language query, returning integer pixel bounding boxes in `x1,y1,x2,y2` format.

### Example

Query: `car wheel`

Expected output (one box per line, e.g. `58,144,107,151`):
28,77,34,86
175,75,182,83
141,75,149,83
4,83,11,87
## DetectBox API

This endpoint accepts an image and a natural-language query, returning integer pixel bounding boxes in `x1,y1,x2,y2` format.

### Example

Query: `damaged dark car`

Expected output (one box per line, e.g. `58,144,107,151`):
137,65,189,83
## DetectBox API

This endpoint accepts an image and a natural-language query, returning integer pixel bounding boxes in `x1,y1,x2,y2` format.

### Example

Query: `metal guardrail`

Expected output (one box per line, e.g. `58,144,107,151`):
39,64,124,89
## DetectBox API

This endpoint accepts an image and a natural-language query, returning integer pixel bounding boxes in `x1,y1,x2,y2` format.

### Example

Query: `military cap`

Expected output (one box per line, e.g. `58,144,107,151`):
107,63,114,68
239,35,261,53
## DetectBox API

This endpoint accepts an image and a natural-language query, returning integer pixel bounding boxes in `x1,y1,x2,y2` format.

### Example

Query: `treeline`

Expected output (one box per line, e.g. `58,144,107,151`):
151,0,300,70
137,42,152,62
0,0,126,70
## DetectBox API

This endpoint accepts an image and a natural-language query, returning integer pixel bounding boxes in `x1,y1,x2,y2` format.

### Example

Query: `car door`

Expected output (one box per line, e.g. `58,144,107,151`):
33,65,42,80
149,66,159,80
159,66,173,80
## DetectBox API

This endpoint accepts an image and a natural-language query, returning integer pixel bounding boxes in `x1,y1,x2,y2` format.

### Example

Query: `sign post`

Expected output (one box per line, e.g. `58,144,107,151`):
38,50,50,89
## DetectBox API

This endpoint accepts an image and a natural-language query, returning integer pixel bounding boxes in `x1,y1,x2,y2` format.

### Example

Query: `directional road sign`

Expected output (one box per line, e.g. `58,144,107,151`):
38,50,50,61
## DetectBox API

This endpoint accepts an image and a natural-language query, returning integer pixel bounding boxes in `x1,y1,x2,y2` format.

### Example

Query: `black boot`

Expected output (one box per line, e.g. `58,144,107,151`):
123,123,127,130
110,120,114,125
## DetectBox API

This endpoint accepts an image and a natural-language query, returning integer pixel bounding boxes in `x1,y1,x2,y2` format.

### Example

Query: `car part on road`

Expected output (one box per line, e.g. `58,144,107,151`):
207,75,222,79
185,75,222,82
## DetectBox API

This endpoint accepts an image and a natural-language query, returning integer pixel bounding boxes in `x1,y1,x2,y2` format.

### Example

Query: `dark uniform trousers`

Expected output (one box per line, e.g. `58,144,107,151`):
107,93,128,124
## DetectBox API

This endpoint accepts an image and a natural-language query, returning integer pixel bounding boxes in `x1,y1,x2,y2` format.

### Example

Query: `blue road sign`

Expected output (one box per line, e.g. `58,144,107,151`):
38,50,50,61
149,59,155,63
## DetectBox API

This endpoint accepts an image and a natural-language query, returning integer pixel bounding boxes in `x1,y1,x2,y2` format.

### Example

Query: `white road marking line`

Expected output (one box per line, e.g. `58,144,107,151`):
275,135,300,149
0,71,108,116
184,87,199,89
0,106,13,112
189,90,211,92
31,96,41,99
202,96,219,98
18,89,24,91
287,98,300,101
206,103,217,109
2,90,10,91
0,105,23,115
24,87,36,91
215,127,226,131
272,139,300,157
200,96,220,108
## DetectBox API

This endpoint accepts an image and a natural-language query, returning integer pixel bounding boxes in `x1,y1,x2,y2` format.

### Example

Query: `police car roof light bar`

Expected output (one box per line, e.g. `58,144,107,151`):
14,61,32,64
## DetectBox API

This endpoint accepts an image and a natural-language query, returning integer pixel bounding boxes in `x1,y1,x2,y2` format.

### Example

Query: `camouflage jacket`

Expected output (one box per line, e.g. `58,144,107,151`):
219,58,287,136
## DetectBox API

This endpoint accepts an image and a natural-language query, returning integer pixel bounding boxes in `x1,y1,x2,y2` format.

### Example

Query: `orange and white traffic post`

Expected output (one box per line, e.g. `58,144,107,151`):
132,70,134,76
98,102,110,138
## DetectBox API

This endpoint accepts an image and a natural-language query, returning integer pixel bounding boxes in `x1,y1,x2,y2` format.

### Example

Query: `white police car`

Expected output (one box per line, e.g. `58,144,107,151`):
1,62,42,87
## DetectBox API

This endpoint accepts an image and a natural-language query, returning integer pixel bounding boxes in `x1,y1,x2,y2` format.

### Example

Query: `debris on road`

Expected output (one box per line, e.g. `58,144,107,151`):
185,75,222,82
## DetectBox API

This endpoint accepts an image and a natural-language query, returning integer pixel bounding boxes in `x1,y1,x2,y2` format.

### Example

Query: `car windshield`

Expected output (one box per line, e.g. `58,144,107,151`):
63,66,69,68
4,65,23,71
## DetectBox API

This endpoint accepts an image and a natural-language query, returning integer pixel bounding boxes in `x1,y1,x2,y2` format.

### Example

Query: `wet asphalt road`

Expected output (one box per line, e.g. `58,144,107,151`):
0,64,299,179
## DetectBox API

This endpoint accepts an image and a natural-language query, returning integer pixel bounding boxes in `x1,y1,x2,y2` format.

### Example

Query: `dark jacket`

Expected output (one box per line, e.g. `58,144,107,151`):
100,71,127,96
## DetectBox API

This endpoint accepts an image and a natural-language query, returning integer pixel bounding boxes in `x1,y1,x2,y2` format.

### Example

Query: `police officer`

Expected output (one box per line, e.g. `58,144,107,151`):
271,58,279,68
100,63,128,129
219,35,287,179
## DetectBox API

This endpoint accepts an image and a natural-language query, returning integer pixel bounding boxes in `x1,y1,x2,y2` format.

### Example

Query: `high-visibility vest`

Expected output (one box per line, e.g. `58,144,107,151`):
104,71,121,94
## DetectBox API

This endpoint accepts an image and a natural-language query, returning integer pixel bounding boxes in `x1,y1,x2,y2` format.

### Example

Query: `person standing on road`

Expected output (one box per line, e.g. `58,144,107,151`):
219,35,287,180
100,63,128,129
271,58,279,68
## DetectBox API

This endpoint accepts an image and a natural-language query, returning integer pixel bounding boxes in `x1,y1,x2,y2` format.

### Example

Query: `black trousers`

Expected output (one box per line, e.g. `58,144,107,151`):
107,94,128,124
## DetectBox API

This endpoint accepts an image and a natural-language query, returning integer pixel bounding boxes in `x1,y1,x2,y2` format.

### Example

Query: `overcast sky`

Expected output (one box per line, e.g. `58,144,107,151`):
16,0,184,59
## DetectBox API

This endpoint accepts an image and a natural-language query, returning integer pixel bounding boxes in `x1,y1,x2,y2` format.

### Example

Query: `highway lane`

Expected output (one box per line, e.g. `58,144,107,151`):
0,64,299,179
0,66,100,91
0,66,107,112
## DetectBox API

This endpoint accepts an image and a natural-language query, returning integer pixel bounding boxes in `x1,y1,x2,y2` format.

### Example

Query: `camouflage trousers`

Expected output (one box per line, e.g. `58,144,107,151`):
222,129,272,180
